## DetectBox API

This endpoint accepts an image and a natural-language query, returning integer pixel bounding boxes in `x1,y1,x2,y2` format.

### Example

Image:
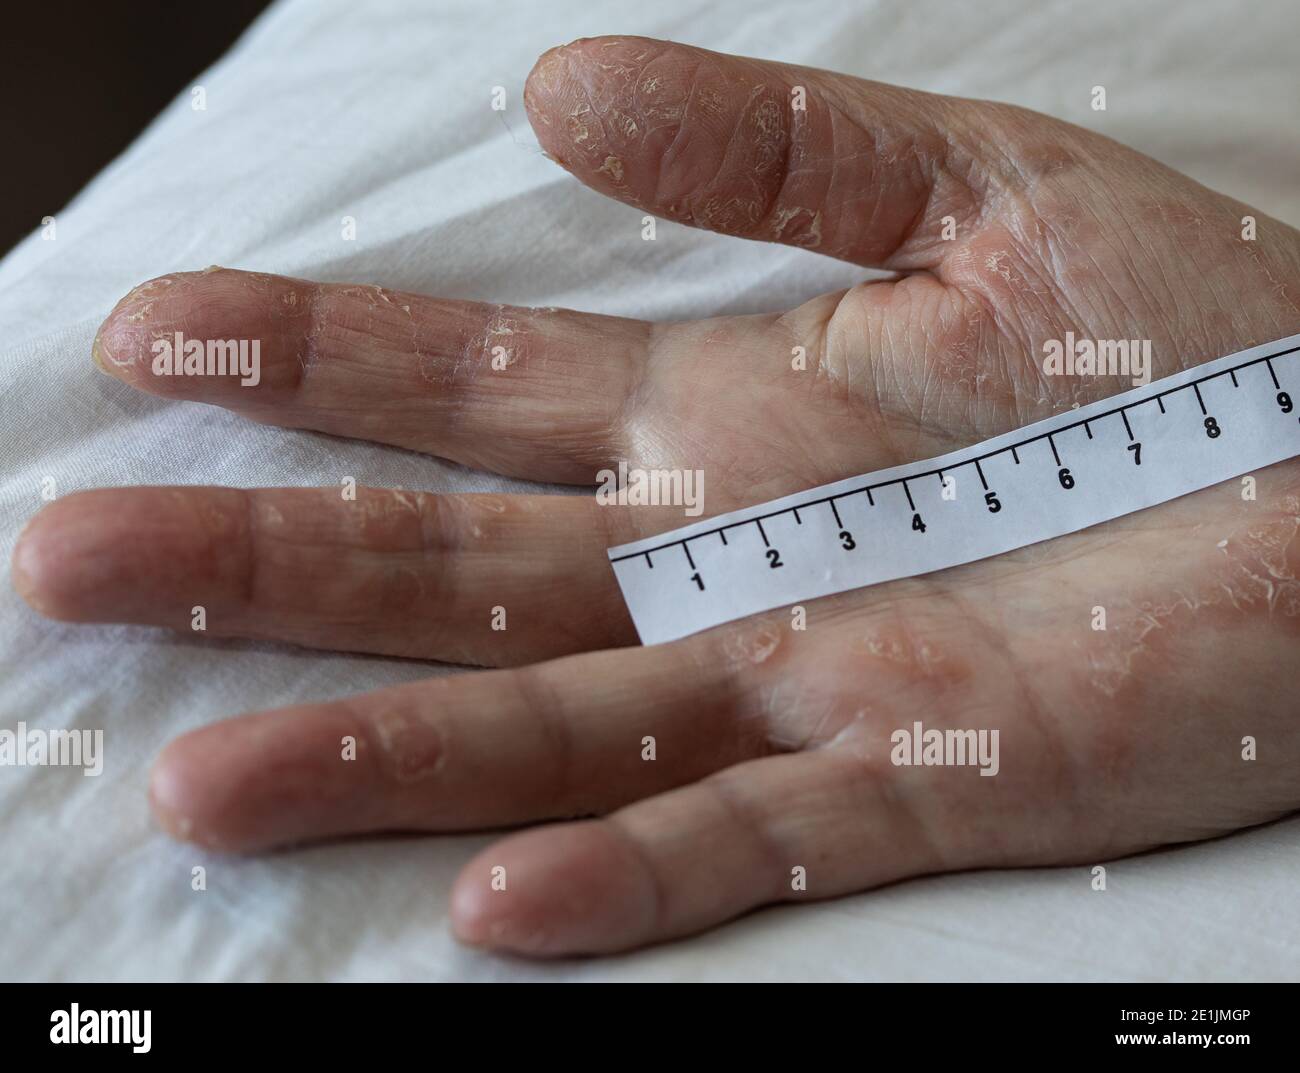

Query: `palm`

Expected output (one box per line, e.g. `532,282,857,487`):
15,36,1300,955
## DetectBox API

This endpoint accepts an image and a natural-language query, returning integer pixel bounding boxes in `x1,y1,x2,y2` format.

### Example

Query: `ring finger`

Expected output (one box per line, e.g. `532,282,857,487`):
11,485,698,665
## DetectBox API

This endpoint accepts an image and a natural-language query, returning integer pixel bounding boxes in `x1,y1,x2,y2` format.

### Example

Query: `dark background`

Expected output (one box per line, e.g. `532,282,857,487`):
1,1,271,258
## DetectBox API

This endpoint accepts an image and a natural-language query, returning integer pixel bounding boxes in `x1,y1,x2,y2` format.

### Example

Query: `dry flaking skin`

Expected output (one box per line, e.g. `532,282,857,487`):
12,34,1300,957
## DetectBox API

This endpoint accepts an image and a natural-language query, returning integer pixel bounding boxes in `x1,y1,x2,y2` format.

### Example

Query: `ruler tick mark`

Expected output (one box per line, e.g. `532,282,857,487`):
606,341,1300,576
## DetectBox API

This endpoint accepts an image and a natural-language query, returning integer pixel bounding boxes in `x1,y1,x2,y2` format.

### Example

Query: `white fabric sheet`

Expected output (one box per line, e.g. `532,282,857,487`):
2,0,1297,981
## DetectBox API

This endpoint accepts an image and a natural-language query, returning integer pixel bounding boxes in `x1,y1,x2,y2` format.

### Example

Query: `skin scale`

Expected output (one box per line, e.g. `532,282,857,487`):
11,36,1300,957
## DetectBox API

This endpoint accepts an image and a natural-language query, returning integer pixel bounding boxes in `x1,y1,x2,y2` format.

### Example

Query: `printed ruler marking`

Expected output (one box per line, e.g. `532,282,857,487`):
609,336,1300,645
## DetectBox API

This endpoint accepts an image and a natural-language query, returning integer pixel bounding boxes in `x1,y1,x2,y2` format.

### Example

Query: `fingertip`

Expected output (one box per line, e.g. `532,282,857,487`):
11,511,51,615
90,267,304,400
93,273,186,381
449,837,559,955
523,34,785,229
8,488,245,627
524,35,634,103
149,740,205,846
91,324,111,373
153,702,388,854
11,499,88,620
522,42,577,147
448,864,495,948
449,823,656,957
523,35,671,170
148,721,266,853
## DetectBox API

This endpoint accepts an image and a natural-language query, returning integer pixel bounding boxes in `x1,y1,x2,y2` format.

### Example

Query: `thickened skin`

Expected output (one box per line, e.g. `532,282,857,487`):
12,37,1300,955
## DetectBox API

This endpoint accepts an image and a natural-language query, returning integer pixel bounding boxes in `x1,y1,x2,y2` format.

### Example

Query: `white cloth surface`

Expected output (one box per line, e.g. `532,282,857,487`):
2,0,1297,981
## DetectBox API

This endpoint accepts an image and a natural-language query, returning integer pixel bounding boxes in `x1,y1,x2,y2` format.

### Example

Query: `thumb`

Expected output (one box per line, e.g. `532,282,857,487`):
523,35,1007,270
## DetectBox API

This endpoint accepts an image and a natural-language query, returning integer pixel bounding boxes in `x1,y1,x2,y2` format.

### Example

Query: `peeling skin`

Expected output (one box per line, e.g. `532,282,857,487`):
770,206,822,248
754,676,827,751
566,105,592,146
524,37,950,268
96,278,179,367
720,619,783,668
822,706,878,754
861,631,946,675
481,307,521,369
355,487,427,546
1085,494,1300,698
1217,496,1300,617
610,110,638,139
47,36,1300,946
598,155,624,183
734,592,988,767
198,497,240,542
368,707,444,784
838,599,973,702
387,490,421,514
91,265,631,485
254,501,286,530
416,304,530,384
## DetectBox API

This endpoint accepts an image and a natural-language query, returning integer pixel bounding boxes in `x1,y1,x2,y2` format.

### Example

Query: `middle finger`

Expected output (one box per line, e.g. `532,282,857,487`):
12,485,673,665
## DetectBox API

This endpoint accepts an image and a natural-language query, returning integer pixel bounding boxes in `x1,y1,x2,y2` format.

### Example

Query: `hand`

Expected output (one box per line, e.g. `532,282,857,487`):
13,36,1300,956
